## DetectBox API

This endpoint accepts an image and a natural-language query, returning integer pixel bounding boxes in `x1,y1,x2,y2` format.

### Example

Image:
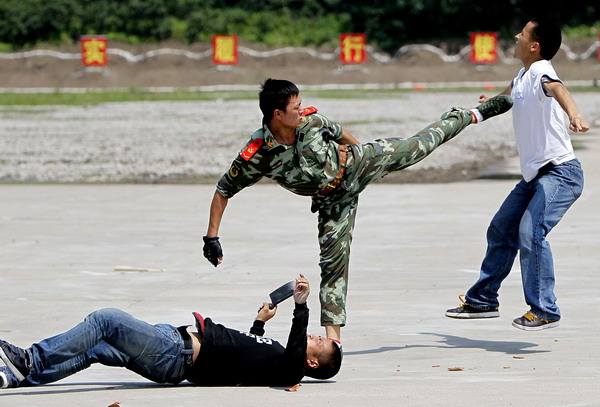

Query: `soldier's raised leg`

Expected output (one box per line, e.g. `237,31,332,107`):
346,95,513,193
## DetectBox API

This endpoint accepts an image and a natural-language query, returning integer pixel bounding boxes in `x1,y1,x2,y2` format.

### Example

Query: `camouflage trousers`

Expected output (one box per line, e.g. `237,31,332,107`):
316,108,472,326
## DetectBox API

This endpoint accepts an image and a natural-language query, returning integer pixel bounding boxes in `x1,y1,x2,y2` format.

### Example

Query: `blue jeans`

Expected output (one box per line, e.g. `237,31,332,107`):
19,308,187,386
466,159,583,321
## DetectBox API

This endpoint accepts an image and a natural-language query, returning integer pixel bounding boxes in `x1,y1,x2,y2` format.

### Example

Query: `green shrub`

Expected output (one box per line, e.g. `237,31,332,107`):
0,0,597,51
563,22,600,39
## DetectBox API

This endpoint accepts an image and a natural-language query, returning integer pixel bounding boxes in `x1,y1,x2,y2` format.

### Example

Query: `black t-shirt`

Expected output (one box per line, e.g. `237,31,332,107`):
185,303,308,386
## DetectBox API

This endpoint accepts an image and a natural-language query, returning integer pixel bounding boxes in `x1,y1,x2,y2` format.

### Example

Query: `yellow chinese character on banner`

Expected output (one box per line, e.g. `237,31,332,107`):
340,33,366,64
470,32,498,63
81,36,107,66
212,35,238,65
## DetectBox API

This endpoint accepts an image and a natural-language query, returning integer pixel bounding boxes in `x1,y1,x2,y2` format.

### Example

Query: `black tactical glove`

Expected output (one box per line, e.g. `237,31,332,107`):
203,236,223,267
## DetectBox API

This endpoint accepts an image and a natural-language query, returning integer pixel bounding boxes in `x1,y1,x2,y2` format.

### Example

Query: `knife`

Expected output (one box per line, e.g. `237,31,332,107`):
268,280,296,309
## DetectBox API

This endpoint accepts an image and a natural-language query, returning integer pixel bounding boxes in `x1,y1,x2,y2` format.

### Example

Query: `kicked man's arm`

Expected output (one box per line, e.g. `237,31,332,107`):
478,83,513,104
543,81,590,133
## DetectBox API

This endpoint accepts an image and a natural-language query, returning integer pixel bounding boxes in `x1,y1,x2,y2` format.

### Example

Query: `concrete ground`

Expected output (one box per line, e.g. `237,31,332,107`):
1,131,599,406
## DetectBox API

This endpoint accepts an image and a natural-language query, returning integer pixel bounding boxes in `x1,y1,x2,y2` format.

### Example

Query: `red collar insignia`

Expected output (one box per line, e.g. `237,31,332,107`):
240,138,264,161
302,106,318,116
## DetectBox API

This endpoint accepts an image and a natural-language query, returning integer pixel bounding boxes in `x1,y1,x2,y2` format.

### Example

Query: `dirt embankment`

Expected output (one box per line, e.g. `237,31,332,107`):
1,40,598,184
2,93,599,184
0,39,598,88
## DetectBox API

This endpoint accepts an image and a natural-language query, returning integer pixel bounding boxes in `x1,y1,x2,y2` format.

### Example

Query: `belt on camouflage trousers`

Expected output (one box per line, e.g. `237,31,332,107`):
316,145,351,196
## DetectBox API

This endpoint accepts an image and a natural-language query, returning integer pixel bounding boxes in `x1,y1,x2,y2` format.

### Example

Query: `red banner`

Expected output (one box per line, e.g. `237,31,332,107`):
81,36,107,67
470,32,498,63
340,33,366,64
212,35,238,65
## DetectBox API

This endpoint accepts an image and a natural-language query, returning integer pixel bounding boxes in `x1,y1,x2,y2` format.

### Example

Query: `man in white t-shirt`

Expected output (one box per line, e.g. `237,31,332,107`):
445,17,589,330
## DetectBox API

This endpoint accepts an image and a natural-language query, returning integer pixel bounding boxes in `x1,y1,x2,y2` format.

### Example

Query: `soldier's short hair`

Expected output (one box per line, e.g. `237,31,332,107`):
530,17,562,60
259,78,300,123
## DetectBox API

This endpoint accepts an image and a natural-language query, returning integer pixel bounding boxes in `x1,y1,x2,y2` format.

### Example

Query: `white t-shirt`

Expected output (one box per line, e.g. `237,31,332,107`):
511,59,576,182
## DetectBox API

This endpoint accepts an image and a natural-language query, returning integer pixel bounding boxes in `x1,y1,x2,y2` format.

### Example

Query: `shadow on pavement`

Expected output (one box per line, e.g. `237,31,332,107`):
2,381,180,396
345,332,548,356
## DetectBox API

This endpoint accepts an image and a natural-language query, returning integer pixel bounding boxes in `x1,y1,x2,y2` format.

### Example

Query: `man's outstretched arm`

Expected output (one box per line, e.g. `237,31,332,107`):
250,302,278,336
543,81,589,133
207,191,228,237
203,191,228,266
281,275,310,364
478,83,513,103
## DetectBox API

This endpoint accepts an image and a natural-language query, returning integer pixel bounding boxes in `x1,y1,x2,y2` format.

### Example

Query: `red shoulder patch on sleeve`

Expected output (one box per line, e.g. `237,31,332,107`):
240,138,264,161
302,106,318,116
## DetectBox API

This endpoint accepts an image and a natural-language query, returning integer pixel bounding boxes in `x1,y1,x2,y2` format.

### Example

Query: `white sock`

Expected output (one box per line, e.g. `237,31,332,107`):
470,109,483,124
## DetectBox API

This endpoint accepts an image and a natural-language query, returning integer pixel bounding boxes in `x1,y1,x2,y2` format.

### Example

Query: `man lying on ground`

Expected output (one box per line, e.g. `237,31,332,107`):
0,274,342,388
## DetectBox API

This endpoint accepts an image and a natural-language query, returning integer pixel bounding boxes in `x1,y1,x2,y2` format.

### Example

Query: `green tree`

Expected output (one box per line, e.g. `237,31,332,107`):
0,0,597,51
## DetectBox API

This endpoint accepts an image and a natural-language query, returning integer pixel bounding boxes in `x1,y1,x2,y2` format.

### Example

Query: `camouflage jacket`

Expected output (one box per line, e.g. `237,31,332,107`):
216,109,344,200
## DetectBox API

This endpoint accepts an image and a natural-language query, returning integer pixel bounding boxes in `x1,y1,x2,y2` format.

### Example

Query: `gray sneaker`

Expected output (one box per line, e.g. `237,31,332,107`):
0,340,29,382
0,370,8,389
512,311,559,331
476,95,513,121
445,295,499,319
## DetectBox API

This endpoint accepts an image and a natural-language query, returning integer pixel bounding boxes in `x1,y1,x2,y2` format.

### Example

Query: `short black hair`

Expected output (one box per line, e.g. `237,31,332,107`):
259,78,299,123
305,340,343,380
530,17,562,60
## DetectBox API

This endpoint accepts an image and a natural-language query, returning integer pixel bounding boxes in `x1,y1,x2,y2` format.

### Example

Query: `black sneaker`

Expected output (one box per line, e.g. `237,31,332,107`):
512,311,559,331
445,295,500,319
0,340,29,382
476,95,513,121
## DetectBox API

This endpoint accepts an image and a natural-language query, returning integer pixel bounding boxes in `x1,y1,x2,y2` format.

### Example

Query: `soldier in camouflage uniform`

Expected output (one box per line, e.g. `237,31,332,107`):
203,78,512,341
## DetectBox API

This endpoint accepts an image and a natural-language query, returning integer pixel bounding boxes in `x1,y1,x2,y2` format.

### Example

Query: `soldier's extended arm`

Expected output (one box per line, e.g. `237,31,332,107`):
338,129,360,145
203,191,228,266
339,128,360,145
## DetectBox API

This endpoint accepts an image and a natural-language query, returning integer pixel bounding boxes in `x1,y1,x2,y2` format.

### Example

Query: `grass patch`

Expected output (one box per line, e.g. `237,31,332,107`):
0,88,472,106
0,89,257,106
0,86,598,106
0,108,49,114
